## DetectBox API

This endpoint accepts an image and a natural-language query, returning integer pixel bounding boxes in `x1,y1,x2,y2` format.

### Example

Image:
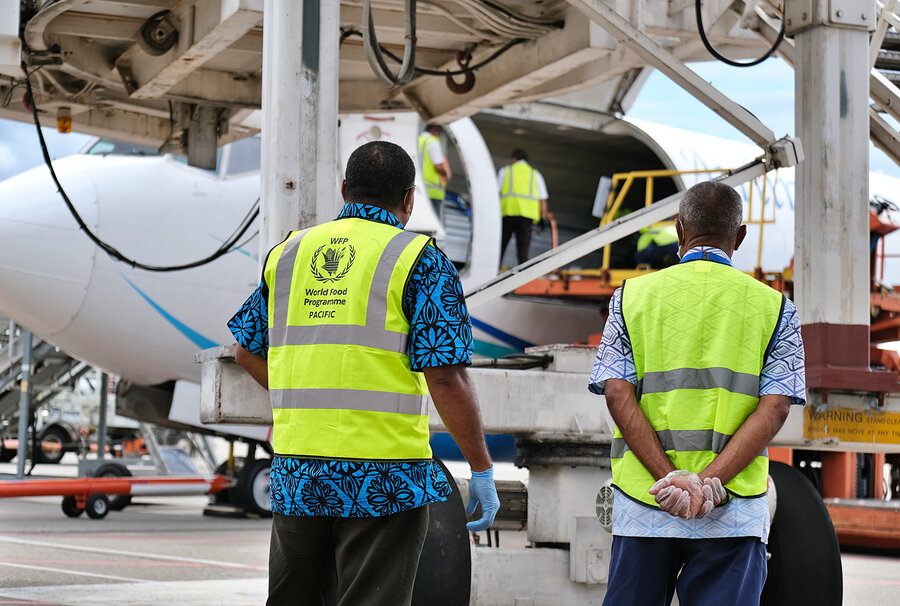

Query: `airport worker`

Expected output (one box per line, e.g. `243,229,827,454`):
229,140,499,606
635,220,679,269
497,148,550,265
588,180,806,606
418,123,452,222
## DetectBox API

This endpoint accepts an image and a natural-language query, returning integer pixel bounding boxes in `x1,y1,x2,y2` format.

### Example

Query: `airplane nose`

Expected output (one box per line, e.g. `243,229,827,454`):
0,160,96,336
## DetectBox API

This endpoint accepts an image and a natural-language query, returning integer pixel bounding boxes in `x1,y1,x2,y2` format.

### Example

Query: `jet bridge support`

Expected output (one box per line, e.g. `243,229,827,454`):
15,331,31,479
258,0,341,257
788,1,899,393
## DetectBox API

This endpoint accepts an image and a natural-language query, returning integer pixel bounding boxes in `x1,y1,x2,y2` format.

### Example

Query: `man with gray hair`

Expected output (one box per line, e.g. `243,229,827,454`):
588,180,806,605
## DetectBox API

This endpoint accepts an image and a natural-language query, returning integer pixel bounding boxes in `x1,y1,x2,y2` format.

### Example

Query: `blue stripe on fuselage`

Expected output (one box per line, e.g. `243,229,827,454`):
123,277,219,350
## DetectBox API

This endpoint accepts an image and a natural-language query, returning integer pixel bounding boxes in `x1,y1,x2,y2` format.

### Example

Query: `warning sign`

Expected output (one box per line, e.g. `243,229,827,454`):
804,407,900,444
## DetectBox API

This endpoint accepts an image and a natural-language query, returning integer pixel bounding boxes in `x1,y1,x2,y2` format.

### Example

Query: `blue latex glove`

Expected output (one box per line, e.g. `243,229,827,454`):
466,466,500,532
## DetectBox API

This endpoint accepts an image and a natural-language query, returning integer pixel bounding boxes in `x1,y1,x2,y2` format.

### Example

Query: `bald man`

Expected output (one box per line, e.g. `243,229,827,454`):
588,181,806,606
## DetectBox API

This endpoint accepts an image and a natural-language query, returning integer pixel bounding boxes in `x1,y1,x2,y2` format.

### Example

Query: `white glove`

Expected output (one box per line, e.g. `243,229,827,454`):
649,470,714,520
702,476,728,507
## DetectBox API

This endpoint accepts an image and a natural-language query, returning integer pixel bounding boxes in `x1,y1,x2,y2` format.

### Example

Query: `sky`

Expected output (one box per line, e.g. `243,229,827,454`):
0,57,898,181
629,58,900,178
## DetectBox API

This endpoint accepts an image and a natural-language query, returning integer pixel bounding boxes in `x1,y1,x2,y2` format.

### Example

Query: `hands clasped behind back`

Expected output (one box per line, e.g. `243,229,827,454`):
649,471,726,520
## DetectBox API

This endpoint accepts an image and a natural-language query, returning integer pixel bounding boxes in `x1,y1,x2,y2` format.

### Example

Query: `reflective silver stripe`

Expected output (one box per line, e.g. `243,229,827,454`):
270,227,422,353
639,367,760,398
269,324,407,352
611,430,768,459
270,388,428,415
500,165,541,202
272,232,307,329
366,230,421,330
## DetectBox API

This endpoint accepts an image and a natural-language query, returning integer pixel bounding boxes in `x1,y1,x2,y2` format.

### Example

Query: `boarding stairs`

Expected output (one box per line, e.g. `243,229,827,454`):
0,320,89,425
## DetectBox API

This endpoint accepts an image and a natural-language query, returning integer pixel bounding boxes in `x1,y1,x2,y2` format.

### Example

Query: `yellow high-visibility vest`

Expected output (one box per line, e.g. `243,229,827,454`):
418,134,445,201
264,216,433,460
615,259,784,506
637,222,679,252
500,161,542,223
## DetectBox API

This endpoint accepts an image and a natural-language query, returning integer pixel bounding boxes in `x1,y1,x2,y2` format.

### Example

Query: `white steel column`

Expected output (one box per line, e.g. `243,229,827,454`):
259,0,340,257
793,23,870,327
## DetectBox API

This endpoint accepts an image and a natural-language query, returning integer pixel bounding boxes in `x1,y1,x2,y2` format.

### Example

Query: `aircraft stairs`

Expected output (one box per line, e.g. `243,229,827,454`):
0,321,90,425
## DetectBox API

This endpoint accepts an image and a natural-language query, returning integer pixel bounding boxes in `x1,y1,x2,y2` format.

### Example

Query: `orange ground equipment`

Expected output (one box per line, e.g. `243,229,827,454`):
0,474,232,519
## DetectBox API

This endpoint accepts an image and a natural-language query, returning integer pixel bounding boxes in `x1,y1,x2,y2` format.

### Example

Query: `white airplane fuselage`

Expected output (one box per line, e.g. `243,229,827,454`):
1,111,899,437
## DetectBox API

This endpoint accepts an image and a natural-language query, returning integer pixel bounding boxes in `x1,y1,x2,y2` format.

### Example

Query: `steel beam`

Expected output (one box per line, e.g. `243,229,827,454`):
15,331,32,479
117,0,263,100
259,0,340,256
871,107,900,166
401,8,617,124
793,22,871,327
568,0,776,148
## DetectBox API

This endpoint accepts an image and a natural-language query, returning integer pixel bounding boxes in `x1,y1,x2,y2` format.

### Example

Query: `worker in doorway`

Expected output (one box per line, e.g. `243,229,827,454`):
497,148,549,265
418,124,451,223
229,141,499,606
635,220,679,269
588,181,806,606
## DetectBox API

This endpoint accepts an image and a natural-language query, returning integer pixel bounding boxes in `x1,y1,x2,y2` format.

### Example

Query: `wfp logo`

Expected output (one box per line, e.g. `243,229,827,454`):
310,239,355,283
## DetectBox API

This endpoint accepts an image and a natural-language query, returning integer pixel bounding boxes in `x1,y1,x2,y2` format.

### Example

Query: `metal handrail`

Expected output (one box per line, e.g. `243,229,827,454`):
598,168,779,270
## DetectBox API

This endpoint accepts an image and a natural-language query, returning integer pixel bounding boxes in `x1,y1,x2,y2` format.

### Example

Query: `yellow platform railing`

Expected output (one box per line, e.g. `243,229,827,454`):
598,168,778,270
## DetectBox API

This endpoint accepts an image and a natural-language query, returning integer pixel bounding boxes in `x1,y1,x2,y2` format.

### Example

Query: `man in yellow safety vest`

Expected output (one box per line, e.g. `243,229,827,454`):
497,148,549,265
588,180,806,605
230,141,499,606
418,123,451,223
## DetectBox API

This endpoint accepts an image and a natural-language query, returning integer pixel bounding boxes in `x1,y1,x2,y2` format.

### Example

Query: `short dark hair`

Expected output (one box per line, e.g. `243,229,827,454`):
425,123,442,134
678,180,743,240
511,148,528,162
344,141,416,209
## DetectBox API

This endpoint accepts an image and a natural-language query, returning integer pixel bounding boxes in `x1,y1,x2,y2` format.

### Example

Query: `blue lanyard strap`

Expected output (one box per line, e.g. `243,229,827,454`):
679,250,732,266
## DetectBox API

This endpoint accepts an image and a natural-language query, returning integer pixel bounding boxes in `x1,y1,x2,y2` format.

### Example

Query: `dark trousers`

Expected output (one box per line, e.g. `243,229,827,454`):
268,506,429,606
501,215,533,265
602,535,767,606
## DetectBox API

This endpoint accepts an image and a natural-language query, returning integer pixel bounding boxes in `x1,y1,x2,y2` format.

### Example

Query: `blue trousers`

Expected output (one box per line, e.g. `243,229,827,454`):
602,535,767,606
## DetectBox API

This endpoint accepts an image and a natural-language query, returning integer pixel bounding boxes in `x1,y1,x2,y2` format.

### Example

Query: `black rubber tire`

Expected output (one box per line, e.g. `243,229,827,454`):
34,425,69,464
85,494,110,520
236,458,271,517
61,496,84,518
93,462,133,511
0,446,15,463
411,457,471,606
761,461,843,606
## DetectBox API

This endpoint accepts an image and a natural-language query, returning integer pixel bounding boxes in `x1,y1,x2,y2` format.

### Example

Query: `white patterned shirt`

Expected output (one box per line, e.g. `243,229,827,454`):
588,246,806,542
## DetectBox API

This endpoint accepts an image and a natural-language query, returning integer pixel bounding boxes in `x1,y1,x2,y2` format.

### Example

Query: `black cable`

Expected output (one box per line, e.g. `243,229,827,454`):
695,0,785,68
341,29,527,77
22,65,259,272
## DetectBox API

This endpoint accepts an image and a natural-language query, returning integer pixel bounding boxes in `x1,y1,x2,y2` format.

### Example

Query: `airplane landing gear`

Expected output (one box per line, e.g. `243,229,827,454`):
761,461,842,606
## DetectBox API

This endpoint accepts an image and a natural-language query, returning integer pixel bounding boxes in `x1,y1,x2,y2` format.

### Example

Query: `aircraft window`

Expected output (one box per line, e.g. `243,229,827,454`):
86,139,160,156
225,136,261,176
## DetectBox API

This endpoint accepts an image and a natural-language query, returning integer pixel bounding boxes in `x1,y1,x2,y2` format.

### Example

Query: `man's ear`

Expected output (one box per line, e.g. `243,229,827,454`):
675,218,685,246
340,180,348,202
734,224,748,251
403,187,415,215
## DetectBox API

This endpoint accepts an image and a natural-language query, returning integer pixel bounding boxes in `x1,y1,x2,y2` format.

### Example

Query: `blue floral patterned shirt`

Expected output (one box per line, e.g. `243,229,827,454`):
228,203,473,517
588,246,806,542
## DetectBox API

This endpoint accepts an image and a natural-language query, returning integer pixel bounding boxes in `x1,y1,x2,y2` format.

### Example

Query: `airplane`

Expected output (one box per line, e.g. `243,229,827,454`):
2,107,900,514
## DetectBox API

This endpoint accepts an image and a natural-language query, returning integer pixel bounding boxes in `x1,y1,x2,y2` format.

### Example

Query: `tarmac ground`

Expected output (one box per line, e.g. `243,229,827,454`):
1,457,899,605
